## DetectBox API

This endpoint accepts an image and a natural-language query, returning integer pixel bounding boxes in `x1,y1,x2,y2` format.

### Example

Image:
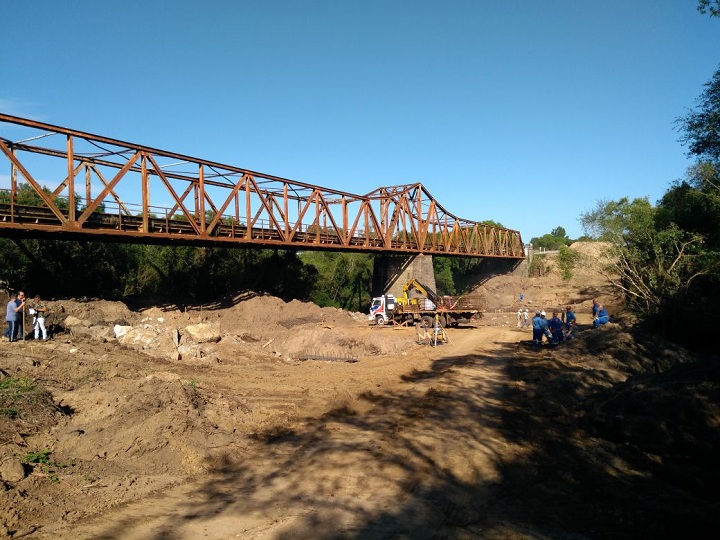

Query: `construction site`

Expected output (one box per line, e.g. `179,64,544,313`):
1,242,718,539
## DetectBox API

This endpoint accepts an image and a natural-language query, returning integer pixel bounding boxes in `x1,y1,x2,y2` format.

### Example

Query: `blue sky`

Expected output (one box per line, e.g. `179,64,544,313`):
2,0,719,243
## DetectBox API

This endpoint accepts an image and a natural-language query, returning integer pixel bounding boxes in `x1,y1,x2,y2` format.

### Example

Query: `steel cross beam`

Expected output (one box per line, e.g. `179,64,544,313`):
0,114,524,258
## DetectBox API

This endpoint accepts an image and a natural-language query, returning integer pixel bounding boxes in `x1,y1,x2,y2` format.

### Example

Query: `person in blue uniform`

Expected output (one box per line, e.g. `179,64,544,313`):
593,304,610,327
564,306,577,339
532,310,551,346
548,311,564,344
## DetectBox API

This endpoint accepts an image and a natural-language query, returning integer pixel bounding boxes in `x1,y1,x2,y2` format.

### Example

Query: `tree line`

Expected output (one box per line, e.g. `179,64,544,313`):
0,233,492,313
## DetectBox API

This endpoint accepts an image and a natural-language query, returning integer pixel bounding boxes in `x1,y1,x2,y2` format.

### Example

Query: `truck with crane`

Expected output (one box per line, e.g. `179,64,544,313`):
368,278,482,328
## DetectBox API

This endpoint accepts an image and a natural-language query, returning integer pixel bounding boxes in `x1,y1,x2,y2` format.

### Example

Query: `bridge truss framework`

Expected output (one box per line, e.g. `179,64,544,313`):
0,114,524,259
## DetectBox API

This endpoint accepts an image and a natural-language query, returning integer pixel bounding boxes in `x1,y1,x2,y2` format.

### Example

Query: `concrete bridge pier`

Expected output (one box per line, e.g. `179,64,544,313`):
371,254,437,298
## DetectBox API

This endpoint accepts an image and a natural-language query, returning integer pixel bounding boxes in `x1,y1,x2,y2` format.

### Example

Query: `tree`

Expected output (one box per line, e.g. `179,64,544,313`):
556,246,580,281
299,252,373,310
580,197,654,243
698,0,720,16
530,225,572,250
432,257,455,295
580,194,716,343
677,66,720,162
479,219,505,228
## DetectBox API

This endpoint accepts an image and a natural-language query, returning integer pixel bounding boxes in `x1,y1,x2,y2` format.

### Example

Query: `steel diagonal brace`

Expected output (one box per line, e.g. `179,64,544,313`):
77,151,140,226
205,176,246,234
0,138,68,224
246,176,286,238
147,155,200,235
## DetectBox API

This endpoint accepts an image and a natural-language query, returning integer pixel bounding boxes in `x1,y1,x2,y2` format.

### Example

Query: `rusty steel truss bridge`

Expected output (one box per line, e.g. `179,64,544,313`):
0,114,524,259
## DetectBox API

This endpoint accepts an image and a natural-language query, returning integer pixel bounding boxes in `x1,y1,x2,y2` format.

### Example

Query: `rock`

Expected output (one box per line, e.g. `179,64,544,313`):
0,457,26,482
178,344,201,359
88,325,114,342
185,323,221,344
170,327,180,348
64,315,88,327
118,326,161,349
114,324,133,339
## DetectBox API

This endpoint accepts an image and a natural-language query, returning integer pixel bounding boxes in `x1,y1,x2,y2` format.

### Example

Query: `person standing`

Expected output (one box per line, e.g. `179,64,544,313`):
5,291,26,342
523,309,529,328
532,310,551,346
548,311,564,344
564,306,577,339
516,308,523,328
30,294,48,341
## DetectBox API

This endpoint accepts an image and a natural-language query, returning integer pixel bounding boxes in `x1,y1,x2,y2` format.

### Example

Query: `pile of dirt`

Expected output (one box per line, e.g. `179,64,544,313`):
54,291,412,363
465,242,620,317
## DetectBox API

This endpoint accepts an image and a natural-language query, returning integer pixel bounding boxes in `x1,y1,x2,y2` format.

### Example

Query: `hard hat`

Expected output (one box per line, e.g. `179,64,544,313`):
540,311,546,316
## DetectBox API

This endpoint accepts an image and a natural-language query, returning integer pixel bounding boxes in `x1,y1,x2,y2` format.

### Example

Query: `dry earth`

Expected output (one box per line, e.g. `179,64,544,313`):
1,244,718,539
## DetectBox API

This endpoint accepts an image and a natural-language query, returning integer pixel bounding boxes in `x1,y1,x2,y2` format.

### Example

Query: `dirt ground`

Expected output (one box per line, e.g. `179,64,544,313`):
1,244,718,539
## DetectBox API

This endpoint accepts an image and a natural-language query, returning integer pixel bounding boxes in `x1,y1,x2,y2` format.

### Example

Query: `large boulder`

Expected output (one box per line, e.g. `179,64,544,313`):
184,323,221,344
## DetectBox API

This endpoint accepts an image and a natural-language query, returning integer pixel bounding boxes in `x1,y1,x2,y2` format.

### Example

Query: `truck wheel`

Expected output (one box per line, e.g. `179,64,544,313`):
375,315,385,326
421,315,433,328
438,315,447,328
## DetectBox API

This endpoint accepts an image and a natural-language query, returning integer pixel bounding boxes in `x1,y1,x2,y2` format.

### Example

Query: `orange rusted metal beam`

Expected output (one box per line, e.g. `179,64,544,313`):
0,113,524,258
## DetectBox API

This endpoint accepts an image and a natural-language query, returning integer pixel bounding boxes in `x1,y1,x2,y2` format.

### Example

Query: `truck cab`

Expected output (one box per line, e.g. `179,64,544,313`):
369,294,396,325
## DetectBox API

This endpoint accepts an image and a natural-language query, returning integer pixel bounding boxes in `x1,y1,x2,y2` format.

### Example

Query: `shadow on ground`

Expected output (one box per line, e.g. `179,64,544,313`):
93,332,720,539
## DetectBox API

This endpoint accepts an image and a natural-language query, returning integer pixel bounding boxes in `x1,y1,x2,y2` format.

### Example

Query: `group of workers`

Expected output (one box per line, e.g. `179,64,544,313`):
530,307,576,346
4,290,49,342
518,298,611,347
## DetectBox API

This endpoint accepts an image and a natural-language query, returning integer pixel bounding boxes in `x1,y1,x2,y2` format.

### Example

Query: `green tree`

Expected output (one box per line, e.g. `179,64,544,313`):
677,66,720,162
299,252,373,310
530,225,571,250
698,0,720,16
432,257,455,295
580,194,716,342
479,219,505,228
556,246,580,281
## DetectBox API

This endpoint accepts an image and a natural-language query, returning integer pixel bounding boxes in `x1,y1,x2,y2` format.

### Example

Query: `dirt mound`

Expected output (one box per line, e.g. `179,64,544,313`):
475,242,620,315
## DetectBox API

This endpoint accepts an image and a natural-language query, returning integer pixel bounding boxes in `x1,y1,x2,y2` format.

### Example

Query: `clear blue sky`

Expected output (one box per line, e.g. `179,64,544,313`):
2,0,719,243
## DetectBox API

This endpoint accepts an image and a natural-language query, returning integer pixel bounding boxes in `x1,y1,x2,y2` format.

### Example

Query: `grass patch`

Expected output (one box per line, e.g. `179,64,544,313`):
22,448,71,482
1,377,37,418
0,376,60,426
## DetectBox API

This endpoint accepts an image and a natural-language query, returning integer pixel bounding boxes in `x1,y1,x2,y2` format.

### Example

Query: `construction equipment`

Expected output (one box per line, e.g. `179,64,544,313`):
369,279,482,328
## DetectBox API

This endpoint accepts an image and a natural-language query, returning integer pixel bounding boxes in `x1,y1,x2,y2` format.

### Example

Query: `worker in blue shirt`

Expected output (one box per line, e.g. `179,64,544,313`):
564,306,577,339
593,305,610,327
548,311,564,344
532,310,551,346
